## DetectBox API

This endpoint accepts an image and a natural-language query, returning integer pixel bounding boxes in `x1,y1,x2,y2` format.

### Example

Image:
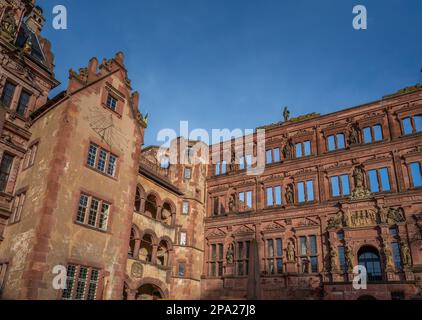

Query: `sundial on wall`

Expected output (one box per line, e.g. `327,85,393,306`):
87,105,129,152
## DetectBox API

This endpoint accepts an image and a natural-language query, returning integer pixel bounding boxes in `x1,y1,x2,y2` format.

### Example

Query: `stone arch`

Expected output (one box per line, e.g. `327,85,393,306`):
161,198,176,226
124,276,169,300
134,184,146,212
157,236,174,267
357,245,383,282
139,229,158,263
129,224,141,258
144,191,161,220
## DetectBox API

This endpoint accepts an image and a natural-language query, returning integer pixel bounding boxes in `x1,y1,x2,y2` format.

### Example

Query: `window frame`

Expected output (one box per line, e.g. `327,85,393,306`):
0,153,14,193
409,161,422,188
368,167,391,193
75,193,111,232
9,191,26,224
86,142,118,178
0,80,17,108
61,264,102,300
15,89,31,117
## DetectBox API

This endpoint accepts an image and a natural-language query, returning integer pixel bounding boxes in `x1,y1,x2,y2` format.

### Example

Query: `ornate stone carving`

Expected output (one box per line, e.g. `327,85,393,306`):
384,245,394,270
285,184,294,204
349,209,377,227
283,106,290,122
228,148,236,172
345,245,354,273
131,262,144,278
226,243,234,264
286,241,295,262
379,207,405,224
282,139,294,160
401,242,412,267
330,247,338,272
350,166,372,200
348,124,359,145
0,7,17,41
228,194,236,213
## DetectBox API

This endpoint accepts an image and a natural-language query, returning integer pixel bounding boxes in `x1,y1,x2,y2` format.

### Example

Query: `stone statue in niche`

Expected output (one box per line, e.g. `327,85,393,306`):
401,242,412,267
282,139,294,160
226,244,234,264
379,206,405,224
283,106,290,122
286,241,295,262
345,245,354,272
350,165,372,200
228,149,237,172
0,8,17,41
384,245,394,270
228,194,236,213
348,124,359,145
330,247,338,271
285,184,294,204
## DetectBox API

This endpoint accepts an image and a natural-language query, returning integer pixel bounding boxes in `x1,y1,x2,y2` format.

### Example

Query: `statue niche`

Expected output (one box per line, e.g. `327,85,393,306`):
285,184,294,205
226,243,234,265
282,139,294,160
228,194,236,213
348,124,360,146
350,166,372,200
0,7,18,41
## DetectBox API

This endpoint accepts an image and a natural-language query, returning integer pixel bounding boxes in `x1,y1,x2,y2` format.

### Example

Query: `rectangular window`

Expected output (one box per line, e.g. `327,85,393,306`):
337,133,345,149
266,150,273,164
266,187,273,207
300,236,307,256
327,135,336,151
295,143,302,158
236,240,250,276
364,125,383,143
87,144,98,168
391,242,402,270
221,161,227,174
107,154,117,177
97,149,107,172
415,115,422,132
265,186,282,207
310,257,318,273
24,142,38,169
238,191,253,211
16,90,30,117
363,127,372,143
338,246,346,273
373,125,383,141
304,141,311,156
309,236,317,256
215,163,220,175
402,117,413,135
298,182,305,203
239,157,245,170
178,263,186,277
106,94,117,111
179,232,187,246
410,162,422,187
62,265,100,300
0,153,14,192
273,148,280,162
330,174,350,197
246,155,253,169
76,194,110,231
184,168,192,179
9,192,26,224
0,81,16,108
369,168,391,193
182,201,189,215
306,180,314,201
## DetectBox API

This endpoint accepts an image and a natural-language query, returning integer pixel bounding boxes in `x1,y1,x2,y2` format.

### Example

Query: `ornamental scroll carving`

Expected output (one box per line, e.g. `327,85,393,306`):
327,206,405,230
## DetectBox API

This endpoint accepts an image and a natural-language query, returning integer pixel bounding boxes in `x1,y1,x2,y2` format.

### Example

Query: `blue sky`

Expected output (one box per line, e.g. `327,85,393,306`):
40,0,422,146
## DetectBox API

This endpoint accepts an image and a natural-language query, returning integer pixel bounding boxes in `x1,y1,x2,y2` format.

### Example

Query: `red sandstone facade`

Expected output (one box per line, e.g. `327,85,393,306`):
0,0,421,301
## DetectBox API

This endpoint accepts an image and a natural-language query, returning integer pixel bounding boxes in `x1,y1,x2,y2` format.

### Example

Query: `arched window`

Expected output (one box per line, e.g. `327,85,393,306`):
161,202,172,225
358,246,383,281
134,187,142,212
157,240,170,266
139,234,153,262
145,194,158,220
